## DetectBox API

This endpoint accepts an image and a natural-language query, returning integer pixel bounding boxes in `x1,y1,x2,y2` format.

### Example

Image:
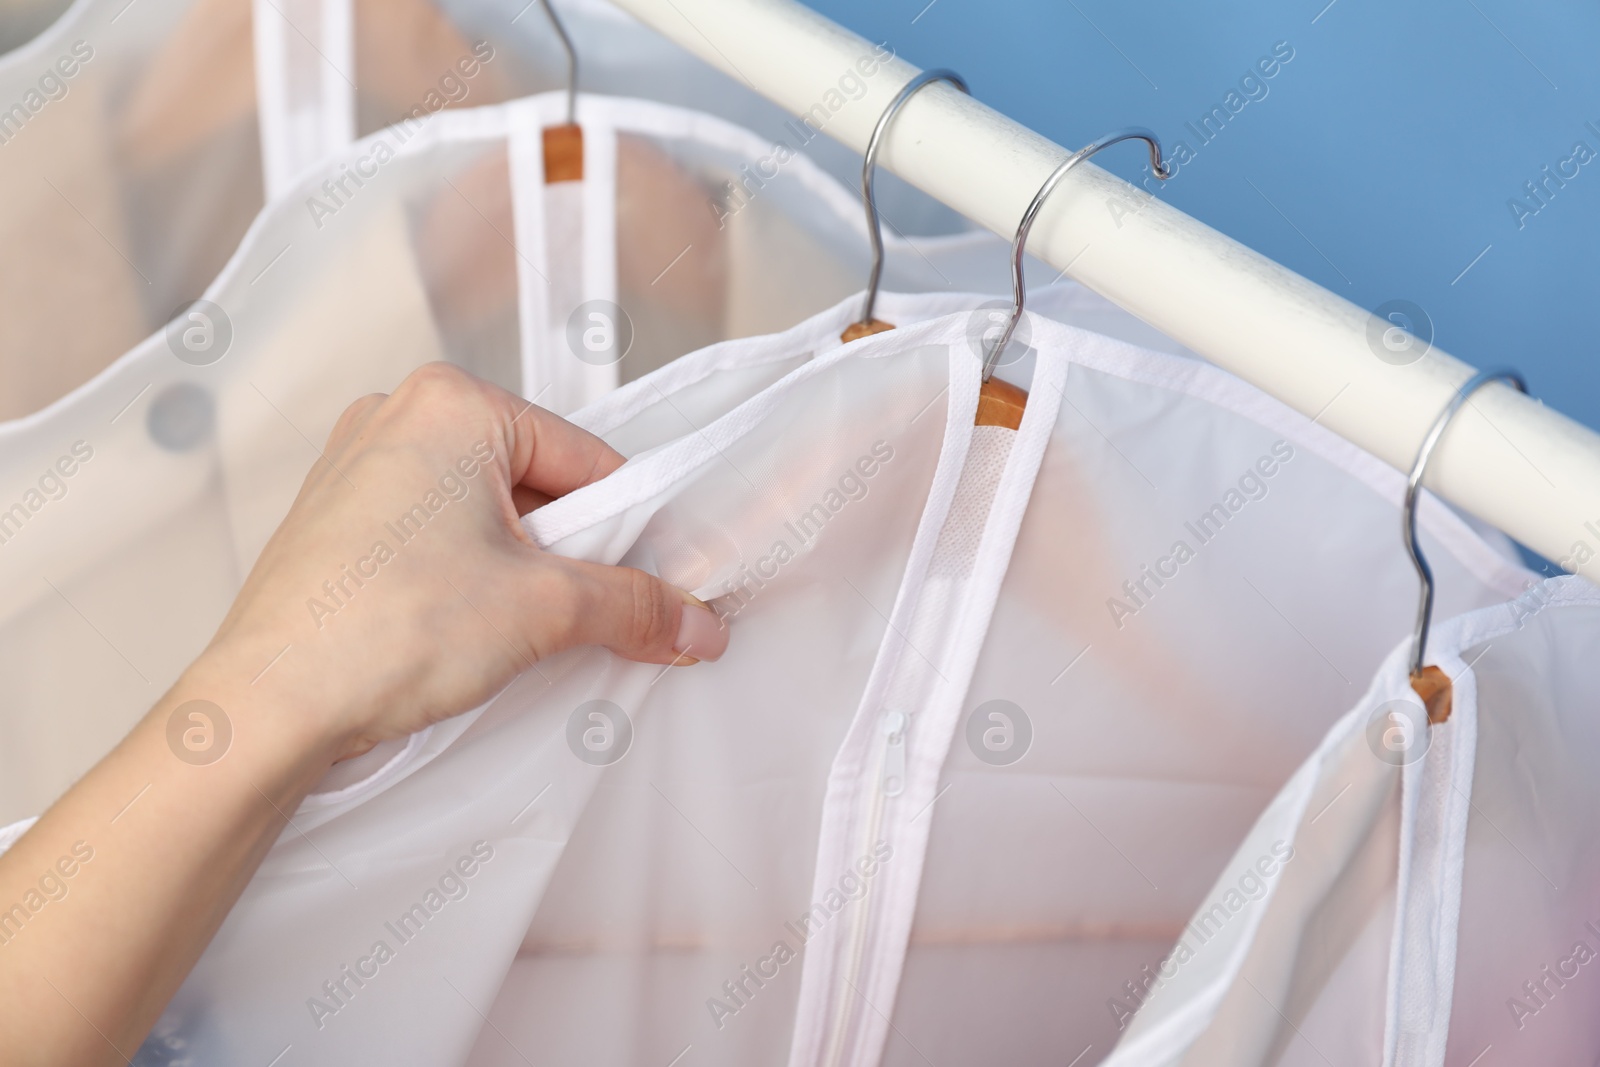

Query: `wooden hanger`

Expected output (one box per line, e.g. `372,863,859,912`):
974,129,1171,431
524,0,583,183
1402,369,1529,724
837,72,977,390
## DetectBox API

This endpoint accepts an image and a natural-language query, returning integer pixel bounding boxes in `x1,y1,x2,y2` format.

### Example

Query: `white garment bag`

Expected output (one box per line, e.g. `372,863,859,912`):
1102,576,1600,1067
110,303,1530,1066
0,0,267,419
0,0,73,55
0,81,1028,828
0,0,993,417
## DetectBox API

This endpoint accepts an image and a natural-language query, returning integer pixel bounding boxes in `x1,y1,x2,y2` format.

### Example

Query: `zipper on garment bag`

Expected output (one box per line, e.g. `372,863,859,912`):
821,712,905,1067
881,711,908,797
802,355,1052,1067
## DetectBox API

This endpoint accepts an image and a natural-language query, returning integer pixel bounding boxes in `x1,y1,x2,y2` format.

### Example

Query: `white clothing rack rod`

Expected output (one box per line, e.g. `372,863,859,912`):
611,0,1600,580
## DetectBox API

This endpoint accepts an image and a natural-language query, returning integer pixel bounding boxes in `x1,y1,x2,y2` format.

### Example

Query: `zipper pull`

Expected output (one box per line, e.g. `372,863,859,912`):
881,710,908,797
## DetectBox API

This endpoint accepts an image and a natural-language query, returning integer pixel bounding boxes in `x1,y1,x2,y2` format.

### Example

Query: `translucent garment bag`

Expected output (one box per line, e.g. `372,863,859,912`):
0,82,1031,829
1102,581,1600,1067
0,0,73,55
102,303,1529,1066
0,0,266,420
0,0,993,417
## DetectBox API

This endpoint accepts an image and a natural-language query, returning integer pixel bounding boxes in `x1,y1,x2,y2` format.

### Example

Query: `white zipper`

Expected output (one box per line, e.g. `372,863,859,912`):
794,362,1054,1067
880,710,908,798
820,710,909,1067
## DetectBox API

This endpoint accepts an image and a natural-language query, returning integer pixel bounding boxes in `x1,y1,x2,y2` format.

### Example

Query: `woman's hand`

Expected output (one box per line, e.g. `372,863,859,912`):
0,364,725,1066
198,361,726,761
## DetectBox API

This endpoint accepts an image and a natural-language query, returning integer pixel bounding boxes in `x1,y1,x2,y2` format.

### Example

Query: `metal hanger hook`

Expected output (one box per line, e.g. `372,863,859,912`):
980,128,1171,382
1403,368,1528,678
537,0,580,124
856,69,970,328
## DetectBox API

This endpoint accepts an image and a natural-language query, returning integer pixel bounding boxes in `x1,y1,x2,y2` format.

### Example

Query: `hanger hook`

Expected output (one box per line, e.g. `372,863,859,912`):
981,128,1171,382
1403,368,1528,678
537,0,580,124
856,69,969,329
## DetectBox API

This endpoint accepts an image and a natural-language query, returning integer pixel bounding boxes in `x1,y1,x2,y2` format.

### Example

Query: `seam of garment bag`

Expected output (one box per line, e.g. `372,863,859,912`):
570,274,1113,438
785,346,1065,1067
1383,577,1600,1067
0,88,885,437
567,288,1005,439
249,0,288,197
782,340,978,1067
509,98,551,407
522,315,966,545
387,91,993,260
531,108,603,413
582,107,620,404
567,276,1103,442
567,105,620,410
1052,328,1532,600
1385,653,1474,1067
854,351,1068,1067
250,0,296,200
530,312,1527,606
251,0,355,201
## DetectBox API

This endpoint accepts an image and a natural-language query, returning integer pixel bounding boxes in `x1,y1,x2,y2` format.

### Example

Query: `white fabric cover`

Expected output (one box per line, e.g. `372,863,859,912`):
100,305,1532,1066
1103,579,1600,1067
0,0,74,55
1435,579,1600,1066
0,75,1056,828
0,0,1000,417
0,0,265,419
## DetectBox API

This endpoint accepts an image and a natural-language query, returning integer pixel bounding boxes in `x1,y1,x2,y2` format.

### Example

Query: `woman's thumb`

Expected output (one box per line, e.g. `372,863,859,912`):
554,558,728,665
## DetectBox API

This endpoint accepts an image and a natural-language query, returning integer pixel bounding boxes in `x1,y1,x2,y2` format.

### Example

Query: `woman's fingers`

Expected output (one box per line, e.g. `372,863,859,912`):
377,363,624,512
439,367,625,498
220,362,729,751
512,485,555,515
546,558,728,665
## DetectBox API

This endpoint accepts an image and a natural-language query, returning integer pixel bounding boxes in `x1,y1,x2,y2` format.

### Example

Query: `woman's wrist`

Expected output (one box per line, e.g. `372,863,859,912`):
164,643,353,795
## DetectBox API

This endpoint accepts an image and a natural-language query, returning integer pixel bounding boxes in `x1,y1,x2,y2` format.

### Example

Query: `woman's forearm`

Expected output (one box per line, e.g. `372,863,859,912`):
0,654,342,1066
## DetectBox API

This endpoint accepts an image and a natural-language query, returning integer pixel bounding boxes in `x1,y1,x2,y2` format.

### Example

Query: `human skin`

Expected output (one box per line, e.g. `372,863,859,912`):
0,363,727,1065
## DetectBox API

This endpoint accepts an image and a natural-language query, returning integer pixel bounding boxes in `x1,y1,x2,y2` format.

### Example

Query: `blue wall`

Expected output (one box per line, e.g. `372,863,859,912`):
803,0,1600,432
